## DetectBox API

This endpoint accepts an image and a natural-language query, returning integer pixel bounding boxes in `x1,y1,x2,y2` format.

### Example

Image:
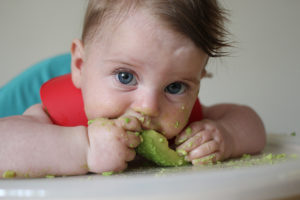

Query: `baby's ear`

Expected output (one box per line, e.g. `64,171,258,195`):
70,39,85,88
200,68,213,79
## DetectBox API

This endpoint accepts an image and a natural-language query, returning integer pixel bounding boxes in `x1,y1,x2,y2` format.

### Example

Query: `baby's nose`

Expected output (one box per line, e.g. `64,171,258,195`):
131,90,160,117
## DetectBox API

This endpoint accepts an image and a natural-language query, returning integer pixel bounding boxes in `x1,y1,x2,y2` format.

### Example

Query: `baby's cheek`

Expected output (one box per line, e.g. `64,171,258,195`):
160,105,192,139
85,100,126,120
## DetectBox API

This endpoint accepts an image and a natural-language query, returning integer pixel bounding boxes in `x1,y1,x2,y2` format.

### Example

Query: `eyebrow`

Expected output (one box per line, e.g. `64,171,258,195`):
103,56,145,68
182,76,201,86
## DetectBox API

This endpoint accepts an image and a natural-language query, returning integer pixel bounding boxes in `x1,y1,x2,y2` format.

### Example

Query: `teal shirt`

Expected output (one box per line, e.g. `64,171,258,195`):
0,53,71,117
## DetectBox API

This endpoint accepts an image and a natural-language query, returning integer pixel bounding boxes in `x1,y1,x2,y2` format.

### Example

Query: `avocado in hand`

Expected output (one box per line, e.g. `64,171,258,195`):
136,130,188,167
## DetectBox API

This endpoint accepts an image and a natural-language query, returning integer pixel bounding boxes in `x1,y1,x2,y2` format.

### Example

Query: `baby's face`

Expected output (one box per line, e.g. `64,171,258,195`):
72,10,207,139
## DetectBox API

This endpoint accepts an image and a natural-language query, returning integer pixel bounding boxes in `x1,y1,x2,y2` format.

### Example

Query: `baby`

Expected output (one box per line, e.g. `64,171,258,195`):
0,0,266,178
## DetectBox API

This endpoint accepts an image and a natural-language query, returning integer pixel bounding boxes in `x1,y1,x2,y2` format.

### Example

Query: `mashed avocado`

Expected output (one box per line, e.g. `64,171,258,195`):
136,130,188,167
2,170,16,178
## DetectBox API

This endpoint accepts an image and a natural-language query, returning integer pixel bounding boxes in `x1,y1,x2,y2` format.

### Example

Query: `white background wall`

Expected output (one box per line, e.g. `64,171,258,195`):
0,0,299,135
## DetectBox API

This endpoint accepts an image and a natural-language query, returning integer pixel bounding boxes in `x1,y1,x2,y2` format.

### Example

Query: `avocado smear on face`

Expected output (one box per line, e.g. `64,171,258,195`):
136,130,188,167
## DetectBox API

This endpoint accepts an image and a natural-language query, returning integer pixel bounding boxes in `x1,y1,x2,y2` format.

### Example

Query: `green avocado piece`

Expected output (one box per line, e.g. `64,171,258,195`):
136,130,188,167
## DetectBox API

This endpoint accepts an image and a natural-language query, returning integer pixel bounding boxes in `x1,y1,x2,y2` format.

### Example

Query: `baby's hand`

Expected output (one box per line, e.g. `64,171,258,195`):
86,116,141,174
175,120,234,165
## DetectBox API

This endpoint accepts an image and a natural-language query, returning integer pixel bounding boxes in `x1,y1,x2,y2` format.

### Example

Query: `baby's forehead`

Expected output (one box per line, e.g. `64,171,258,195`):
88,7,199,53
95,10,203,54
83,0,229,57
86,6,173,44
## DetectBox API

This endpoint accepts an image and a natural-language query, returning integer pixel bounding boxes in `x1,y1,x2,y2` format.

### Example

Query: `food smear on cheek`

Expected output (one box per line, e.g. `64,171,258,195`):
180,104,192,124
181,105,185,111
174,121,180,129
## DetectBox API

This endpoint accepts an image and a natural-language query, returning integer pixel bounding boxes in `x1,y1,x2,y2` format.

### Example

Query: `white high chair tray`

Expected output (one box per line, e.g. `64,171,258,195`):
1,134,300,200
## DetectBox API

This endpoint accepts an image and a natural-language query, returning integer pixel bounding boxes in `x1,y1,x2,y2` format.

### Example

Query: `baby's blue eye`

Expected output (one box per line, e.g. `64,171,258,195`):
117,71,137,85
165,82,186,94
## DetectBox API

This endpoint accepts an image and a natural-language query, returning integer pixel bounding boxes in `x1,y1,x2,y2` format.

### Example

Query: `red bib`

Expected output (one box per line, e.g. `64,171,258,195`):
40,74,203,126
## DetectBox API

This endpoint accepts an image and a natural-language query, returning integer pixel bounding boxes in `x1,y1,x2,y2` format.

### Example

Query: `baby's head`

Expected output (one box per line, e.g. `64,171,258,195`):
81,0,229,57
71,0,229,138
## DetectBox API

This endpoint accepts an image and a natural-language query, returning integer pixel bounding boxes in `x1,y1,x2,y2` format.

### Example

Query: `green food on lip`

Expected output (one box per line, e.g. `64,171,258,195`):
136,130,188,167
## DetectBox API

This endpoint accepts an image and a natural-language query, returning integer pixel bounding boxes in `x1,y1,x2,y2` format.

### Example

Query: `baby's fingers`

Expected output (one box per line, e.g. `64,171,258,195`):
187,140,220,162
176,129,213,155
125,131,141,148
116,116,142,132
175,126,195,145
191,153,221,165
125,148,136,162
176,133,204,154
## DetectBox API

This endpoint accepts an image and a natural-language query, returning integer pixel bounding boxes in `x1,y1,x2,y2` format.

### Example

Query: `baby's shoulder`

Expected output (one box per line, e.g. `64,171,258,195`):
23,104,53,124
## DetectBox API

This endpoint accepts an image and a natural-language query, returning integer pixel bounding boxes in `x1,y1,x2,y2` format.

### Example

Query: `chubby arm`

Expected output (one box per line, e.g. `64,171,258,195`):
0,104,141,178
176,103,266,164
0,104,89,178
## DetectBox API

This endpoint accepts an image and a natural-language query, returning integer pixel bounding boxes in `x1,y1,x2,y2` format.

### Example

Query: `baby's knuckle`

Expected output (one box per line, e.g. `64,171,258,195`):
126,149,136,161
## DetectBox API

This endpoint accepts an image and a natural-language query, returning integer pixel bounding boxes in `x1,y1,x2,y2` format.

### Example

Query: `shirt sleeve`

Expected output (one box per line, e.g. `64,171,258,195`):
40,74,88,127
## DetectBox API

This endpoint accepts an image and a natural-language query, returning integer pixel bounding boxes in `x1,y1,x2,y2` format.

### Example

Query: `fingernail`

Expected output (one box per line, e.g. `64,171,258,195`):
186,141,193,148
184,156,190,162
175,136,187,145
176,149,187,156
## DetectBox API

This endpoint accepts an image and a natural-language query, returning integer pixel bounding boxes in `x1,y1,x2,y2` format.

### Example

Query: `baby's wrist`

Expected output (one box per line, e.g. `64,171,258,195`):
216,119,237,159
75,125,91,174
